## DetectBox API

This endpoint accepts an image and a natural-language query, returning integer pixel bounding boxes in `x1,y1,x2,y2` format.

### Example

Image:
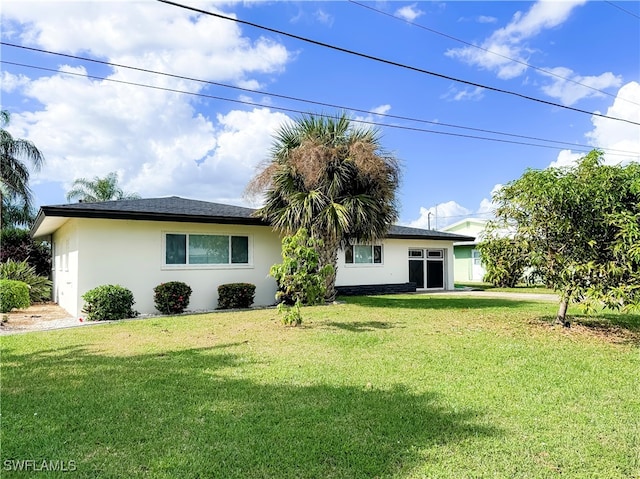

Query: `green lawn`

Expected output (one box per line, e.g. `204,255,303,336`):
1,295,639,478
455,282,556,294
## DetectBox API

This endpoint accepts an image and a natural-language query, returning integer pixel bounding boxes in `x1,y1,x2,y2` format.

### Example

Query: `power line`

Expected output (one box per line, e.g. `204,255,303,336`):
4,42,637,156
157,0,640,127
604,1,640,20
348,0,640,107
8,59,636,158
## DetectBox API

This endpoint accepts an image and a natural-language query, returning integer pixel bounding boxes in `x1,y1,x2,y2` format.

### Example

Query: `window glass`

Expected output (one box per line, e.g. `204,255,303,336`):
189,234,229,264
409,249,424,258
231,236,249,264
166,234,187,264
345,245,354,264
354,245,373,264
373,245,382,264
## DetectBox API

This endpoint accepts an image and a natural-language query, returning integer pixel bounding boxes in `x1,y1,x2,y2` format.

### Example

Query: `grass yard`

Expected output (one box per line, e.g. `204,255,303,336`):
1,295,639,478
455,282,555,294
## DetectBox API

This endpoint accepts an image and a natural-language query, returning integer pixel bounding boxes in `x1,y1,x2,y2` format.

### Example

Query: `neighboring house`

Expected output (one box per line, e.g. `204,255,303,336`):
441,218,489,283
31,197,474,317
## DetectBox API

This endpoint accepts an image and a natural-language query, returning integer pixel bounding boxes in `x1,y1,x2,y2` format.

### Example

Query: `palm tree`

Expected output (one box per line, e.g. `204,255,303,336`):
1,110,45,229
246,113,401,300
66,172,141,203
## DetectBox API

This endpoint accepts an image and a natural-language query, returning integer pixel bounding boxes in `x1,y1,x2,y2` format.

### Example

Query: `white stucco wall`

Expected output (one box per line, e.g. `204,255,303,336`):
60,218,281,317
50,218,459,317
335,238,456,290
51,220,79,316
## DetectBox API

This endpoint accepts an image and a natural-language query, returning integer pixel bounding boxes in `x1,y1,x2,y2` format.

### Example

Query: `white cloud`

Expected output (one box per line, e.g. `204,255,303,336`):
441,86,484,102
540,67,622,106
314,9,334,27
409,201,472,230
1,1,294,206
446,0,587,80
408,183,502,230
477,16,498,24
549,81,640,168
354,104,392,125
1,71,30,92
395,4,424,22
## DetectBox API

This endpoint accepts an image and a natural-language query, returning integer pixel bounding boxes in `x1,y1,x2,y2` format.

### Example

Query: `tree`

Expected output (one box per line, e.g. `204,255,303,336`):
66,172,140,203
270,228,333,325
476,236,529,288
1,110,45,229
247,113,400,300
487,150,640,326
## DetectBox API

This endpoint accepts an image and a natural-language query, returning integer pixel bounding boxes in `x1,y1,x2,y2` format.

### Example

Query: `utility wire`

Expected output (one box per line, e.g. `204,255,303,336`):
604,1,640,20
157,0,640,127
4,42,636,155
348,0,639,107
8,59,636,158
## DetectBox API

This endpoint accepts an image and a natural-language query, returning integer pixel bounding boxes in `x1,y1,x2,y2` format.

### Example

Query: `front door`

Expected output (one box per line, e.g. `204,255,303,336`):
409,249,445,290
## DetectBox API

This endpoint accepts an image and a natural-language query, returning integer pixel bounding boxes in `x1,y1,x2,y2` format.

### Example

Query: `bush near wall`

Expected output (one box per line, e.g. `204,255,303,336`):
0,259,52,302
81,285,137,321
153,282,192,315
0,279,31,313
217,283,255,310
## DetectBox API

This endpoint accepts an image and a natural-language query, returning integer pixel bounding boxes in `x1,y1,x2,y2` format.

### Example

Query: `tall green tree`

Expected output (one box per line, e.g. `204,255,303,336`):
247,113,400,300
487,150,639,325
0,110,45,229
66,171,140,203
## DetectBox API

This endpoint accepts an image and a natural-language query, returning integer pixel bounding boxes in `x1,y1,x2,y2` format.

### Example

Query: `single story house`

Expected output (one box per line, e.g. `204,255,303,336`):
441,218,488,283
31,196,474,318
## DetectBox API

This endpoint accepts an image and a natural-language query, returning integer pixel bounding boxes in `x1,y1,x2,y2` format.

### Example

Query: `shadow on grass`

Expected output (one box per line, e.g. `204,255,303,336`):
325,320,396,332
340,295,538,310
539,312,640,344
1,344,499,479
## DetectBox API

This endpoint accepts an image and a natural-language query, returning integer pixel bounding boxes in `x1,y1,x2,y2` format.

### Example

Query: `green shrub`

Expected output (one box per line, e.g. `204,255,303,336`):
153,281,192,314
269,229,333,326
0,279,31,313
217,283,256,310
0,259,52,302
81,284,137,321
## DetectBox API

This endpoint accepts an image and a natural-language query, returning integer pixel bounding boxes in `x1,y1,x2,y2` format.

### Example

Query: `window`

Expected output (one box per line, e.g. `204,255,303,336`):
345,244,382,264
408,249,424,258
472,249,482,265
165,233,249,266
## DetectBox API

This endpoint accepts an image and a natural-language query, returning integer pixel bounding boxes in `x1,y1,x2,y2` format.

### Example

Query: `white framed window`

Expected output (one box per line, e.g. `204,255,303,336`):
345,244,383,265
164,233,250,267
472,249,482,265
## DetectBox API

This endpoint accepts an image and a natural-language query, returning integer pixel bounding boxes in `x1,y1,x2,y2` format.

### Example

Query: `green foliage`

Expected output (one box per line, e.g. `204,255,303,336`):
0,259,52,302
81,284,137,321
1,110,45,224
270,228,333,325
153,281,192,314
217,283,256,309
66,171,140,203
0,279,30,313
477,237,529,288
0,228,51,276
489,150,640,322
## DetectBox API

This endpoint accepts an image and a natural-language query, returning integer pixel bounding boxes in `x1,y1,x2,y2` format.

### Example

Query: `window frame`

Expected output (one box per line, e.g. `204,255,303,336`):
162,232,253,269
344,244,384,266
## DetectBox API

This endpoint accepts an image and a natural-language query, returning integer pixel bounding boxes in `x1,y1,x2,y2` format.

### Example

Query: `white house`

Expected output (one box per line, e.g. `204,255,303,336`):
31,197,474,318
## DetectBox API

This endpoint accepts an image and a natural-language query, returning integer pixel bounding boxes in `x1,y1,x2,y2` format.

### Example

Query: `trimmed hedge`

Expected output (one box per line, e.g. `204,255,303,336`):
0,279,31,313
217,283,255,310
153,281,192,314
81,284,137,321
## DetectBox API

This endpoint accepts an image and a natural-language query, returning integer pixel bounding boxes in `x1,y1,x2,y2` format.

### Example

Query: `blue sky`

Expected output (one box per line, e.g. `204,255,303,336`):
1,0,639,229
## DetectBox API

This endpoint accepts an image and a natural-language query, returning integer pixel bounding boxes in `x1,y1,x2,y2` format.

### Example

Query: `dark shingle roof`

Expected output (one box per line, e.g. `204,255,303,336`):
32,196,475,242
